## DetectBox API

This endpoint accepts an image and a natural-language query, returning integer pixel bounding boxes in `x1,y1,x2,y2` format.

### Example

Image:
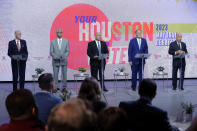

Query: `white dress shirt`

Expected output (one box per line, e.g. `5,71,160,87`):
95,40,101,48
137,38,141,49
57,38,62,50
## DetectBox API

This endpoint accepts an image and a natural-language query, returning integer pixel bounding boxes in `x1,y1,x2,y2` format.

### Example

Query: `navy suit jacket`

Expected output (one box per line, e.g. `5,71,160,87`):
119,98,179,131
34,92,62,124
8,39,28,61
128,38,148,65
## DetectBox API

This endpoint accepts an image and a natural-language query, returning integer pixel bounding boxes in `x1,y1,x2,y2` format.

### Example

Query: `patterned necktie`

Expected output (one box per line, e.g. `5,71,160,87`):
178,43,181,49
97,41,101,57
17,41,20,51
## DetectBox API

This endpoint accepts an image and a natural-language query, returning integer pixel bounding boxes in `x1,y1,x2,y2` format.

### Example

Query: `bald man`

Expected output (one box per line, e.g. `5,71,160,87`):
87,32,109,92
8,31,28,91
50,29,70,91
168,33,188,90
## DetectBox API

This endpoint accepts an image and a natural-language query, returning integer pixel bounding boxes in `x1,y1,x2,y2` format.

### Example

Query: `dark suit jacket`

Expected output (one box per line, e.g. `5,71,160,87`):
168,41,187,66
8,39,28,62
87,41,109,66
119,98,179,131
128,38,148,65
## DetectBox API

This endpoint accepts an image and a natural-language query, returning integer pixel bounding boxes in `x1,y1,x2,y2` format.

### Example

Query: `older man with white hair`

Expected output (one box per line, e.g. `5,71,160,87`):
168,33,188,90
8,30,28,91
50,29,70,91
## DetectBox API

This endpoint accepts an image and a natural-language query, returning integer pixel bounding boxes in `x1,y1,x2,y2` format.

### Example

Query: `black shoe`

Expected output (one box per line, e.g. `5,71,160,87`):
103,88,108,92
180,88,184,91
173,87,176,90
132,88,136,91
62,88,68,93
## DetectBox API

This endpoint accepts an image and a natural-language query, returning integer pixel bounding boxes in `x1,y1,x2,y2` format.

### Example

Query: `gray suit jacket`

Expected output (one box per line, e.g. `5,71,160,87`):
50,38,70,66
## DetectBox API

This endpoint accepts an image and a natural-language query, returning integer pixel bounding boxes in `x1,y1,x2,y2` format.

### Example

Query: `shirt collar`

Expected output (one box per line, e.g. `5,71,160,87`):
57,38,62,41
140,96,152,104
15,39,20,43
176,41,181,44
38,89,52,94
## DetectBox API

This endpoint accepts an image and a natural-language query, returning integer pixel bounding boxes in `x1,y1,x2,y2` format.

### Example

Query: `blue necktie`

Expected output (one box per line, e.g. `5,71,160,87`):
98,41,101,57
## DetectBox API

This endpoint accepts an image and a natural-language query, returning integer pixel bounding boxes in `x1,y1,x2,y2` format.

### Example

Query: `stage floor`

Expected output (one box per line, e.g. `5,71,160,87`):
0,79,197,130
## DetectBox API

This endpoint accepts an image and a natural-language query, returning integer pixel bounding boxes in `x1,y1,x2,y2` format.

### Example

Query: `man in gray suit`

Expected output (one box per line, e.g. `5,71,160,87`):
50,29,70,91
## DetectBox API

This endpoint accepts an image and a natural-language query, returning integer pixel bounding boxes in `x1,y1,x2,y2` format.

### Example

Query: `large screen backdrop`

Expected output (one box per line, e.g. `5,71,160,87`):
0,0,197,81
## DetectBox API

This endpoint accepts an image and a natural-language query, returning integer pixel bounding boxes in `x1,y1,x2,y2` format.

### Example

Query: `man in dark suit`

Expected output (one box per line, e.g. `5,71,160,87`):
87,32,109,92
168,33,188,90
128,30,148,91
119,79,179,131
8,30,28,91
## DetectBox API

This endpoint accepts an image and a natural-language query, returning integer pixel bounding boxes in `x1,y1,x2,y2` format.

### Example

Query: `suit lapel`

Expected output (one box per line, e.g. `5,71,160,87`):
135,38,140,51
55,38,60,51
93,41,99,54
60,39,65,52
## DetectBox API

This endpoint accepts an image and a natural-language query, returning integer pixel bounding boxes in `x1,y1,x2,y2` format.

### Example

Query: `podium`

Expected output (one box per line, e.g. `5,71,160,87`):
12,55,27,61
174,53,186,90
135,53,151,79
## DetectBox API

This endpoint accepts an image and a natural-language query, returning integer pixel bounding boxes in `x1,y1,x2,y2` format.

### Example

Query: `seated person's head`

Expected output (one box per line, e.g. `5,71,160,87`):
97,107,128,131
38,73,54,92
46,98,96,131
6,89,37,121
138,79,157,100
78,77,101,102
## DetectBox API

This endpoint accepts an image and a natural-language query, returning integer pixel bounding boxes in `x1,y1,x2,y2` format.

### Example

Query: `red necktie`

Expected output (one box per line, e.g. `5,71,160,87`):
17,41,20,51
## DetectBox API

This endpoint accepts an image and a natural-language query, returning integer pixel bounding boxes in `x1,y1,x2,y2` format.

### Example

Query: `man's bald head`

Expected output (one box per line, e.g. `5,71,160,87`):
56,29,63,38
176,33,182,43
95,32,101,41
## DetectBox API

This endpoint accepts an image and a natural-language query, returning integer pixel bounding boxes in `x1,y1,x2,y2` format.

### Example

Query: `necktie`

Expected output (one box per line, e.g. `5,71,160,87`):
178,43,181,49
97,41,101,57
17,41,20,51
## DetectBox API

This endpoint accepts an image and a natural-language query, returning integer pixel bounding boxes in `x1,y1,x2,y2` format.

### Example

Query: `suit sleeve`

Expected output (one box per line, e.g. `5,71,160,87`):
144,39,148,54
160,111,180,131
184,43,188,54
104,42,109,54
50,41,58,59
62,40,70,58
168,42,176,56
8,41,12,58
23,40,28,60
66,40,70,56
87,42,94,59
128,40,133,62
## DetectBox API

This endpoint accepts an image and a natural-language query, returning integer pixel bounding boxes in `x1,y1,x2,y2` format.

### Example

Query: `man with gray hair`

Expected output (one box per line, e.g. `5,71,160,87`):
168,33,188,90
8,30,28,91
50,29,70,91
45,98,96,131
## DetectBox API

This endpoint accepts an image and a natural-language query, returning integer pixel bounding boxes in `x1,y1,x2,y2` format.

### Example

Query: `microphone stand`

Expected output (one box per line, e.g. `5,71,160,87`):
100,54,108,104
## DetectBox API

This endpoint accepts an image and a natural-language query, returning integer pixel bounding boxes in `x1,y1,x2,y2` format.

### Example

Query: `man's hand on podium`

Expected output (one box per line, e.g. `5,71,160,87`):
176,50,185,55
129,61,133,66
180,50,185,54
